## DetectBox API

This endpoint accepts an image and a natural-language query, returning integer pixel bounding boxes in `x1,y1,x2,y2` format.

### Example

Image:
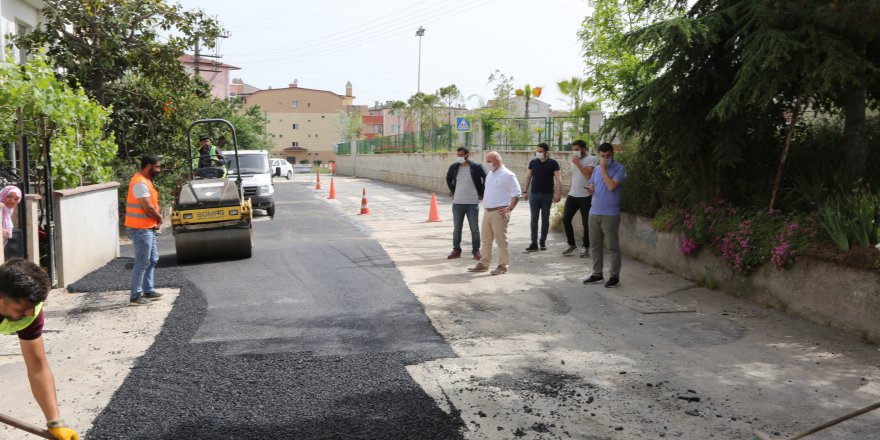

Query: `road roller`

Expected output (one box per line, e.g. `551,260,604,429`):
171,119,253,263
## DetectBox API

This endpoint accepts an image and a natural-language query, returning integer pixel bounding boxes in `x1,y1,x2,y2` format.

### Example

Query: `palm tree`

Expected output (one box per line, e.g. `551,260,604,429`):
556,76,592,111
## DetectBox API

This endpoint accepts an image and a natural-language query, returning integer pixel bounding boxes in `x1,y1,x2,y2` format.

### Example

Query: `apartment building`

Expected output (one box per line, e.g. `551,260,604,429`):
179,54,240,100
244,80,354,164
1,0,42,64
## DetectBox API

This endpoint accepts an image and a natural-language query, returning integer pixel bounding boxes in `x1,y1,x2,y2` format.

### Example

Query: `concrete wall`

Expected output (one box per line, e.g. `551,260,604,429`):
54,182,120,287
619,213,880,344
335,152,880,343
335,150,582,197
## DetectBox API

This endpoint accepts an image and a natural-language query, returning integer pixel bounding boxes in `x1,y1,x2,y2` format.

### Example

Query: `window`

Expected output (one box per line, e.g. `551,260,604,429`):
321,115,325,119
307,103,311,107
278,102,282,107
292,100,299,108
391,124,398,133
279,134,283,138
373,124,383,134
307,119,311,123
315,134,318,138
292,123,299,129
291,141,299,147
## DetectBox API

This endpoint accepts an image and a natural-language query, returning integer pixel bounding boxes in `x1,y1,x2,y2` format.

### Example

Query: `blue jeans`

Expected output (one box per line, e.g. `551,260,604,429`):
452,203,480,252
529,192,553,245
127,227,158,300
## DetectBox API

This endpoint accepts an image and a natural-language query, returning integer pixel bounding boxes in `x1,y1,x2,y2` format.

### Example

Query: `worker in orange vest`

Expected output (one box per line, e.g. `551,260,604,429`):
124,155,165,306
0,259,80,439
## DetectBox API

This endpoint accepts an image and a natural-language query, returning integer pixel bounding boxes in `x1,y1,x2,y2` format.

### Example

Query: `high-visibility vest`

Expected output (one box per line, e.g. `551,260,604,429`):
0,302,42,336
124,173,159,229
194,145,223,168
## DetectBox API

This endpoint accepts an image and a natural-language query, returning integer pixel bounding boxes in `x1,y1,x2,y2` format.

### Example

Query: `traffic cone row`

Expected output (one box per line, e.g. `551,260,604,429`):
315,177,440,220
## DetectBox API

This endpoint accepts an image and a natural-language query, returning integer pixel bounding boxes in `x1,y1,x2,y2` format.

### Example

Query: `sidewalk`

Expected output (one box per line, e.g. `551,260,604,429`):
315,175,880,440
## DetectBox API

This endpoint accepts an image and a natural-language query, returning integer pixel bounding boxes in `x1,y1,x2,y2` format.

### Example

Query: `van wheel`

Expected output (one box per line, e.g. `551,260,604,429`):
267,204,276,218
285,171,292,180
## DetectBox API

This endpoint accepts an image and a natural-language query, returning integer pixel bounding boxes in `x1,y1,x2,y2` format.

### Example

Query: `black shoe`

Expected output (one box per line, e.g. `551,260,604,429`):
583,274,604,285
143,291,164,300
605,277,620,288
539,242,547,251
525,244,539,252
128,296,151,306
562,245,577,256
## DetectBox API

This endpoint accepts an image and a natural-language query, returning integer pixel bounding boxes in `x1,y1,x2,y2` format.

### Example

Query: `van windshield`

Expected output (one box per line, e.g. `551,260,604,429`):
226,154,268,174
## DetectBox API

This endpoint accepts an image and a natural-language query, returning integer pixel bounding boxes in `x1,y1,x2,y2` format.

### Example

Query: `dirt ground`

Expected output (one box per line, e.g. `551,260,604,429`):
0,287,178,439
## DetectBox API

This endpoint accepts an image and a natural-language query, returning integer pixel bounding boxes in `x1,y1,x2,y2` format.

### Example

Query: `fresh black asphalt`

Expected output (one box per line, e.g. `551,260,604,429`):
77,180,464,439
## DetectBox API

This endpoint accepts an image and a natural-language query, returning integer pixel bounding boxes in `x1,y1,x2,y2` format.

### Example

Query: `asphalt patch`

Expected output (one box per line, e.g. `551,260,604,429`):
81,260,465,439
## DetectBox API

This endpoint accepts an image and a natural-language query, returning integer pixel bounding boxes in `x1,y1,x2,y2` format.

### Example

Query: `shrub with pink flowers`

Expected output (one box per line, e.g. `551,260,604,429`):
657,202,817,274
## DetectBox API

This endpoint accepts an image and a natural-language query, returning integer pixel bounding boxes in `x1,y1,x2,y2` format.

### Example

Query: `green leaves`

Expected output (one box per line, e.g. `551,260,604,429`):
0,52,117,189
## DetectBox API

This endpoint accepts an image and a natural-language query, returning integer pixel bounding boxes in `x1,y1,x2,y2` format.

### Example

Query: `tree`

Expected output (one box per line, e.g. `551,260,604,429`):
487,70,515,112
16,0,223,106
336,109,363,143
557,76,592,111
0,53,116,189
577,0,683,108
436,84,462,127
388,100,407,134
406,92,441,133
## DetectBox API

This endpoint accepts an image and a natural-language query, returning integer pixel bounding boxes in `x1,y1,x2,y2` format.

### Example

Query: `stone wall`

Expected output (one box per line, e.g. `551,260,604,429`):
620,213,880,344
335,152,880,343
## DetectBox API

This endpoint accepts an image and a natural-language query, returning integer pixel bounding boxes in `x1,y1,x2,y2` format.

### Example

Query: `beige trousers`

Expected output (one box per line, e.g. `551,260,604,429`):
479,209,511,267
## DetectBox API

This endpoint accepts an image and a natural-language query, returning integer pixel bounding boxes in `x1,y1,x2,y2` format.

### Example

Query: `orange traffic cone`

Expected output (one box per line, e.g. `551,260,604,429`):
427,193,441,222
315,172,321,190
358,188,370,215
328,177,336,199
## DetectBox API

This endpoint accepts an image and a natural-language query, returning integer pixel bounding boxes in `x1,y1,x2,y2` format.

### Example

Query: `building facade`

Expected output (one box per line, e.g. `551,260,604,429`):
243,81,355,164
1,0,43,64
179,54,240,100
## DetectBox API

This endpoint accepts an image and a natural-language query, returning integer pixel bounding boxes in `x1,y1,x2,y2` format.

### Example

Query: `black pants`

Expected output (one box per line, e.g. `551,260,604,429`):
562,195,592,247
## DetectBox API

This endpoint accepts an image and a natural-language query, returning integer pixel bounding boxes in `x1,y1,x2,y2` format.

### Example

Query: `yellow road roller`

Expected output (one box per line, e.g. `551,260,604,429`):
171,119,253,263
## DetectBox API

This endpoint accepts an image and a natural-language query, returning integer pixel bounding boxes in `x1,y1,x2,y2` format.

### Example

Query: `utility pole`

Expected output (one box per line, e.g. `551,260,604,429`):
194,34,200,76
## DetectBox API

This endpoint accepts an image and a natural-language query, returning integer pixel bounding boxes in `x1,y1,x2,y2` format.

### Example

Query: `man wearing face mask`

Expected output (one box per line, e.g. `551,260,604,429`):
124,155,164,306
445,147,487,260
561,140,597,258
522,143,562,251
468,151,521,275
583,143,627,288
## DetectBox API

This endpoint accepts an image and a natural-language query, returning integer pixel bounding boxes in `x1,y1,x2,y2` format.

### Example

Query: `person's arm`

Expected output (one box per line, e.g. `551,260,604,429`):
500,174,522,214
522,169,532,201
446,166,455,195
572,156,595,179
138,197,163,225
599,159,621,191
20,337,60,421
553,170,563,203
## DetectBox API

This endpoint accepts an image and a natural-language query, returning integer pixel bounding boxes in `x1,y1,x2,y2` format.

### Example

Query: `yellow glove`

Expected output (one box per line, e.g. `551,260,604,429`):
48,426,80,440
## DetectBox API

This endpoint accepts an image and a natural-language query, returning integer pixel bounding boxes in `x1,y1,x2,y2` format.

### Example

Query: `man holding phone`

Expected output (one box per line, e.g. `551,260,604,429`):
583,143,627,288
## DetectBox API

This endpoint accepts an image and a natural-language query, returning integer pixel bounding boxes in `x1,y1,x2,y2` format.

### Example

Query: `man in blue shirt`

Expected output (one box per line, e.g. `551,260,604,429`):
583,143,627,288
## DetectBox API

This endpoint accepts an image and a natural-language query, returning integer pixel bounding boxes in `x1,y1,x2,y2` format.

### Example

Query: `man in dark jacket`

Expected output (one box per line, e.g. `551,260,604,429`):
445,147,487,260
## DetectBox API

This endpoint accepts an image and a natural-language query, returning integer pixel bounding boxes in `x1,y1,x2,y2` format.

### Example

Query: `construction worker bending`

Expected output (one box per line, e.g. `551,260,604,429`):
0,259,79,439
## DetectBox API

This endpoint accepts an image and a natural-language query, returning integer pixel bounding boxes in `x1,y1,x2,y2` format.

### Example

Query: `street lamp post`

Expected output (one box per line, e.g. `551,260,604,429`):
416,26,425,93
415,26,425,150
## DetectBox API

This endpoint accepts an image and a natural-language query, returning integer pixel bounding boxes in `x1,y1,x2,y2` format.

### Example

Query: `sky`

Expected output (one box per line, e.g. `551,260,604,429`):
175,0,593,111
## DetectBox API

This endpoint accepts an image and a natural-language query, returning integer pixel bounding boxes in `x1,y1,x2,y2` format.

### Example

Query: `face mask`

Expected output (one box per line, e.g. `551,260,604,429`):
573,150,582,158
536,152,545,160
455,157,466,164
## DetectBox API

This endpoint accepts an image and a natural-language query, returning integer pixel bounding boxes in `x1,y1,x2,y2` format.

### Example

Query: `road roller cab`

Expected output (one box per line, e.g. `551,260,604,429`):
171,119,254,263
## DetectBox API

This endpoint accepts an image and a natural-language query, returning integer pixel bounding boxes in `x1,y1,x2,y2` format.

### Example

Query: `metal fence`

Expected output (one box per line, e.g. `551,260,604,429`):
336,117,594,155
337,125,468,155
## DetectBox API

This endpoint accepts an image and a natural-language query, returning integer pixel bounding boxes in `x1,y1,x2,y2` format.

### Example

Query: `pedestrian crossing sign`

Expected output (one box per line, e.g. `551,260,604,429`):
455,116,472,132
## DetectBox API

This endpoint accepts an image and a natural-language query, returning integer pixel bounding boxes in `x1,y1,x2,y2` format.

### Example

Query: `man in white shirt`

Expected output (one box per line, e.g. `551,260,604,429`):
468,151,522,275
561,140,597,258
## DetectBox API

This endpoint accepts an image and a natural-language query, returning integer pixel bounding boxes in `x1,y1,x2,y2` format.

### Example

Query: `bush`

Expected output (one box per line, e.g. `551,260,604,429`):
818,187,880,251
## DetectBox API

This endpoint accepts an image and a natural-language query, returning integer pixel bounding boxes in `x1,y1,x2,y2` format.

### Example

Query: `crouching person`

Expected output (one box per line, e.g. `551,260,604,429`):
0,259,79,439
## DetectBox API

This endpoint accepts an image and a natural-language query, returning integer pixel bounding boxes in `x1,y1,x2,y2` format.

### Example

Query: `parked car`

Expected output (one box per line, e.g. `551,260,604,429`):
270,158,294,180
227,150,275,217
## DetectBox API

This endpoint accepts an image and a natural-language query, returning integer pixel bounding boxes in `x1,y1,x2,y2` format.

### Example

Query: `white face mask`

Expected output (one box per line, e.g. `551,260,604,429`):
455,157,466,164
536,152,545,160
572,150,582,158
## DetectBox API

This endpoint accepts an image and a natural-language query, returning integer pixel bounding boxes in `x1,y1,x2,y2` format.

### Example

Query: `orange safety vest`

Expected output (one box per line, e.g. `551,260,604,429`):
125,173,159,229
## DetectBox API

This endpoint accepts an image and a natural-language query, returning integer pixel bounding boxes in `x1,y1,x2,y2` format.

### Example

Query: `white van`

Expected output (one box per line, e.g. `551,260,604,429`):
227,150,275,217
